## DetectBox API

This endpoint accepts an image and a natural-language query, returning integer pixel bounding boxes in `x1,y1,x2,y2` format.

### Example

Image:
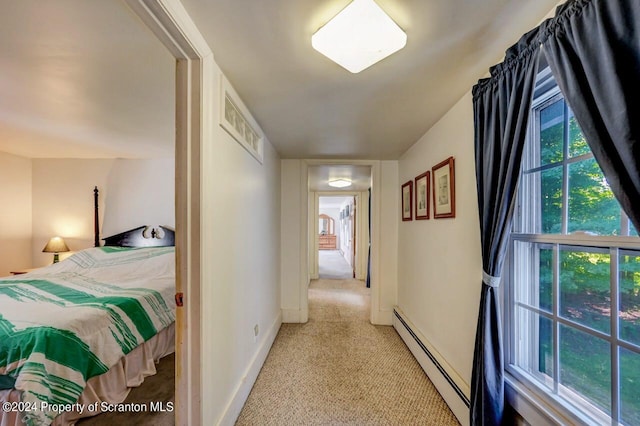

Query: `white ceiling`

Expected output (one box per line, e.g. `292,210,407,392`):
181,0,560,159
0,0,560,160
0,0,175,158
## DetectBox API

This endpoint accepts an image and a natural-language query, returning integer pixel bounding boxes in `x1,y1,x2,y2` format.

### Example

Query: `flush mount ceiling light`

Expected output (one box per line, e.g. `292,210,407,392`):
311,0,407,73
328,179,352,188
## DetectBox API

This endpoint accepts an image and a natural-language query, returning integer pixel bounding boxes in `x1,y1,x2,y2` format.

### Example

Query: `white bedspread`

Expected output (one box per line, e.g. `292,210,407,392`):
0,247,175,426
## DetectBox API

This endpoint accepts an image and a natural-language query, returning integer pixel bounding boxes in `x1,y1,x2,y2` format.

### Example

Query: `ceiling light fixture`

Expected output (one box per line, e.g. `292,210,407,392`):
328,179,352,188
311,0,407,73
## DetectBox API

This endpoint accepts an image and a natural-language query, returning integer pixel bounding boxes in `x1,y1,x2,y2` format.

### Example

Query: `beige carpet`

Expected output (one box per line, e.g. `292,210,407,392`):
236,279,460,425
318,250,353,279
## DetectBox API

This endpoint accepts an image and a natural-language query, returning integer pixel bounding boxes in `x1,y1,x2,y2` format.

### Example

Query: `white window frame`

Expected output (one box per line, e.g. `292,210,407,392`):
505,67,640,425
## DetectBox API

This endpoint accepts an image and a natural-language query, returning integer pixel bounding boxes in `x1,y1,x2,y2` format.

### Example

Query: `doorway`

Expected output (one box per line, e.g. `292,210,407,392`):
318,196,355,279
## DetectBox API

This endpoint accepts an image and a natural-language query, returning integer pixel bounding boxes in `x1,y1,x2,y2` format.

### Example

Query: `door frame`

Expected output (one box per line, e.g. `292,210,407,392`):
125,1,211,424
304,160,385,324
312,192,368,281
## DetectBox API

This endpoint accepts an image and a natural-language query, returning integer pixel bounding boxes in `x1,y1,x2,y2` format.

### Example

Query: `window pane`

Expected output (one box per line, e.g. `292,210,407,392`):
519,168,563,234
513,241,553,312
559,247,610,335
541,167,563,234
631,220,639,237
621,347,640,425
568,158,620,236
513,307,554,389
559,325,611,415
568,111,590,158
620,250,640,347
539,99,565,166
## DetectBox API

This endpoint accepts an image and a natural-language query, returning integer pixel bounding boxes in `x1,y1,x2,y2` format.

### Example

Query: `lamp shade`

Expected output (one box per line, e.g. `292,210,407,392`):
42,237,70,253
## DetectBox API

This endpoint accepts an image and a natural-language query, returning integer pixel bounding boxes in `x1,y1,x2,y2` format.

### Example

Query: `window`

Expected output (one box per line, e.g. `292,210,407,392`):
506,67,640,425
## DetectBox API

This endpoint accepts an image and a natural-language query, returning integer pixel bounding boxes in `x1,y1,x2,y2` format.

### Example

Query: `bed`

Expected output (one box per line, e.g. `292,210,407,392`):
0,189,176,426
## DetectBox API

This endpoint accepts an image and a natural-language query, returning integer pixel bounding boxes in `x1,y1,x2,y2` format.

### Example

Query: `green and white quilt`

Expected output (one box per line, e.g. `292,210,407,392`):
0,246,175,426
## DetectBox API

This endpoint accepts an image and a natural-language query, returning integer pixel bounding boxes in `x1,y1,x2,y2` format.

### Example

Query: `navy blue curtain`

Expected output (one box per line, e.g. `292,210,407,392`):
471,30,541,425
541,0,640,231
366,187,371,288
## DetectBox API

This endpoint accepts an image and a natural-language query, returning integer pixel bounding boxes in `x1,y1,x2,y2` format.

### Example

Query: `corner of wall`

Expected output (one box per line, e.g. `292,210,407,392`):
0,152,33,276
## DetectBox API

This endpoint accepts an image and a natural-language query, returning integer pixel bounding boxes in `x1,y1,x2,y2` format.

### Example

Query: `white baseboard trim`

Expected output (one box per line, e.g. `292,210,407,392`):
218,311,282,426
393,307,470,426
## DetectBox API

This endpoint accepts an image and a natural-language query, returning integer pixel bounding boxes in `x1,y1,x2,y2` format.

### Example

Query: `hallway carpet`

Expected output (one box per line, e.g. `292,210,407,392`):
236,279,460,425
318,250,353,279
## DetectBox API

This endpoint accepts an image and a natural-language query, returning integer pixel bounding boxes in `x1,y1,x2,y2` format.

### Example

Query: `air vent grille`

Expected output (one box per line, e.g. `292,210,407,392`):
220,75,263,163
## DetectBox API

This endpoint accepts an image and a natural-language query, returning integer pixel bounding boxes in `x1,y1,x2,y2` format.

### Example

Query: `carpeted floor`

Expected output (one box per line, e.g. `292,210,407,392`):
236,279,460,425
318,250,353,279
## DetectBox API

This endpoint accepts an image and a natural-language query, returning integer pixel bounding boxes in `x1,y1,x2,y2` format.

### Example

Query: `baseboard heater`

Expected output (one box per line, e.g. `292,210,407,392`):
394,309,470,408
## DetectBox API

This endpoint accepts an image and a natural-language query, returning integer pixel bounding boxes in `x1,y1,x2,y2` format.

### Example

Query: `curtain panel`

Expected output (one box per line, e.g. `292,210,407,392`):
541,0,640,231
471,0,640,424
470,31,541,425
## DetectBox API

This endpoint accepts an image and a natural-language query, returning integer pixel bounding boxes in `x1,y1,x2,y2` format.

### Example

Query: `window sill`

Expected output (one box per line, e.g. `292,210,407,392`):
505,372,600,426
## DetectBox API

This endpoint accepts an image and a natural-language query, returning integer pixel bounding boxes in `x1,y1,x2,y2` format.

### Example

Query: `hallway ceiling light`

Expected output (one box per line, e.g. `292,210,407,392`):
328,179,352,188
311,0,407,73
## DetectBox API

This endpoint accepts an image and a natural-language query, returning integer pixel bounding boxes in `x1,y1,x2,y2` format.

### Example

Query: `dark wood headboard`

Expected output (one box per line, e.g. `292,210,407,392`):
103,225,175,247
94,186,175,248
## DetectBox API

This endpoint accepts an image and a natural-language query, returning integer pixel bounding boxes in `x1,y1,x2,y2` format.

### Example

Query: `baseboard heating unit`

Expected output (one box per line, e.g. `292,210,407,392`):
393,307,470,425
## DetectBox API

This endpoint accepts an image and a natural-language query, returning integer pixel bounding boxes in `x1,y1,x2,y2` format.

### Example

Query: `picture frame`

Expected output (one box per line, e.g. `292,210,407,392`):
414,171,430,220
432,157,455,219
401,180,413,221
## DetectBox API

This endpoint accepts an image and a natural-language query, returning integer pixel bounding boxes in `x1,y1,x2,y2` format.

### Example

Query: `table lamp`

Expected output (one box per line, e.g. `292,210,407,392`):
42,236,70,263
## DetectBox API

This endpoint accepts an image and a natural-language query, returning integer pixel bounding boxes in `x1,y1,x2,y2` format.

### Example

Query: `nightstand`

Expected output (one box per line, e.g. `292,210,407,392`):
10,268,38,275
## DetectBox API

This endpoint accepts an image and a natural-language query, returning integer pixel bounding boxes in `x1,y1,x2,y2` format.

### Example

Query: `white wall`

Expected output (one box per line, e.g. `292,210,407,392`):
396,91,482,422
0,152,32,276
281,159,308,323
30,158,175,267
378,161,399,315
338,198,353,265
31,159,114,266
102,158,175,237
199,63,282,425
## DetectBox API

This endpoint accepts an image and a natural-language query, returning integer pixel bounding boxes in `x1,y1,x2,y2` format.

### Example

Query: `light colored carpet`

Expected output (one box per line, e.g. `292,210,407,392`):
236,279,460,426
318,250,353,279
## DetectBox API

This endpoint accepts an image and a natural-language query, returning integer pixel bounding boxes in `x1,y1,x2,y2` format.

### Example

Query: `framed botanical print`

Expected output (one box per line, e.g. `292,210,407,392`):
402,180,413,221
414,171,430,220
432,157,455,219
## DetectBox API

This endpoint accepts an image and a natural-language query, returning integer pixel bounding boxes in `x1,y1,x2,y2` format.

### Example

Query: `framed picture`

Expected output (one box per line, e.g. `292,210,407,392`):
401,180,413,221
432,157,455,218
414,171,430,220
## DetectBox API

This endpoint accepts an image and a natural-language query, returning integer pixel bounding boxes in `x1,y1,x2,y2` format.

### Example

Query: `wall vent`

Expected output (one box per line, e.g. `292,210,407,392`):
220,75,264,163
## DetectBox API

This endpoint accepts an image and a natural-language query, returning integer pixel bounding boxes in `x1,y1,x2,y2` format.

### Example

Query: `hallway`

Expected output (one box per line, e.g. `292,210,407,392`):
236,279,459,425
318,249,353,279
